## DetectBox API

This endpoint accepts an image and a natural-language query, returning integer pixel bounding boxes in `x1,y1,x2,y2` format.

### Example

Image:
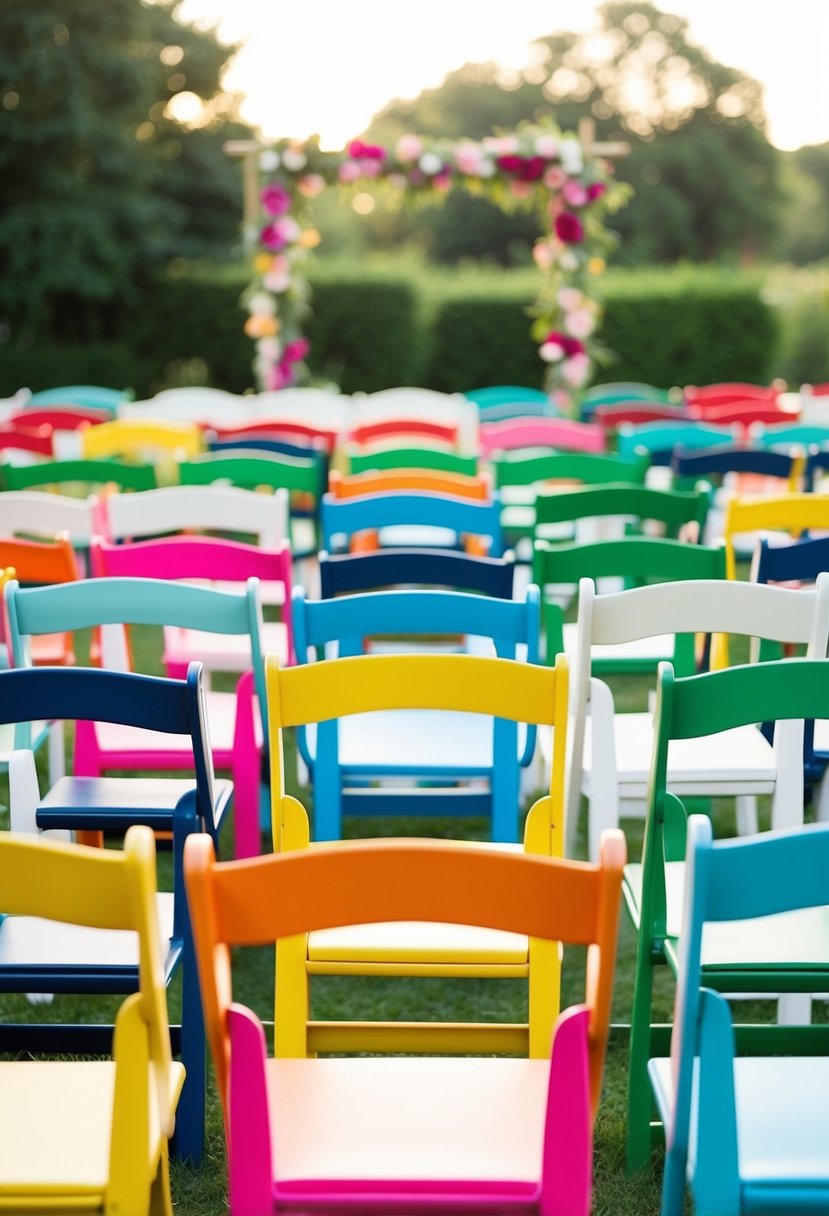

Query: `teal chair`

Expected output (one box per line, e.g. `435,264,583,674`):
464,385,553,422
656,812,829,1216
26,385,131,412
617,421,737,466
5,575,266,858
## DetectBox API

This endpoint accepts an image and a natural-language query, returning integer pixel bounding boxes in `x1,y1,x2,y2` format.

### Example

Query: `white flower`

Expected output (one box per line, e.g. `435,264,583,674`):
558,249,579,271
540,340,565,363
257,337,281,360
258,150,280,172
282,147,307,172
560,137,584,176
534,134,559,159
418,152,443,176
248,292,275,316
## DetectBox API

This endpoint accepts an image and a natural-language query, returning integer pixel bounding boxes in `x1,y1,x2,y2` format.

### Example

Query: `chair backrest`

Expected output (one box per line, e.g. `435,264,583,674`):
581,383,675,415
668,812,829,1167
0,823,173,1135
671,443,803,490
0,490,98,543
27,385,129,411
535,483,710,539
805,448,829,491
616,421,736,464
10,406,111,431
465,385,550,411
208,418,339,455
0,422,54,456
92,536,293,664
1,457,157,492
684,382,780,409
754,533,829,585
0,534,80,584
493,450,648,491
321,490,503,556
185,822,625,1111
6,578,266,771
177,451,324,498
751,423,829,451
318,548,516,598
81,418,202,461
722,493,829,579
349,417,459,448
328,468,490,501
479,417,606,457
592,402,690,430
689,401,791,431
101,484,290,546
0,661,216,830
533,537,726,662
346,443,477,477
208,435,329,464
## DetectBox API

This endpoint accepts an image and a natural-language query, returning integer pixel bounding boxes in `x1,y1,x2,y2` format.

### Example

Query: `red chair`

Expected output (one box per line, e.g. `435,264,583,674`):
687,400,795,433
10,406,111,431
0,423,54,457
349,417,459,449
592,402,690,430
684,382,782,412
209,418,339,456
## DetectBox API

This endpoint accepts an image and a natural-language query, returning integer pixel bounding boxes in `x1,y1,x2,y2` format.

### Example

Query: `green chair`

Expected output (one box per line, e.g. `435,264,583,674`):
1,458,156,492
178,451,325,557
346,443,478,477
534,481,710,551
492,450,650,545
626,657,829,1173
533,535,726,668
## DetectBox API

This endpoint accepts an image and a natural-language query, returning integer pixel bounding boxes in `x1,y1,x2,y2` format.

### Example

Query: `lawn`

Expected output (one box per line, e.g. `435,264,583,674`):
0,620,778,1215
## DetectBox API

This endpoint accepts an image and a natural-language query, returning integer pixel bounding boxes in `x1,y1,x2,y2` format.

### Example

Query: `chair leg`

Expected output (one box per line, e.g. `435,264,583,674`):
627,931,658,1173
778,992,813,1025
148,1143,174,1216
735,795,758,836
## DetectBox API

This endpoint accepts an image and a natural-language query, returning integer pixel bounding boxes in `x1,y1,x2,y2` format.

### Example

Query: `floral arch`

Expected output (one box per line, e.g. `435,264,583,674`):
232,122,630,410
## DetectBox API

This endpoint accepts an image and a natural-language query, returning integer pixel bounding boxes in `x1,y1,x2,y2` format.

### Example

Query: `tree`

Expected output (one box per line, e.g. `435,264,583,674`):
0,0,252,340
777,144,829,265
355,1,781,267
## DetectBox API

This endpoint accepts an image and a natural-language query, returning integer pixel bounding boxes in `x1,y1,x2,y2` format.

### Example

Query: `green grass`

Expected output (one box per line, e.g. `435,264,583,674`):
0,620,785,1214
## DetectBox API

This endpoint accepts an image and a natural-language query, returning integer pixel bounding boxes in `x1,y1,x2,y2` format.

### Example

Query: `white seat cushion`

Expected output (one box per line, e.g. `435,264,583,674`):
649,1055,829,1185
304,710,527,772
95,690,262,756
0,892,175,969
268,1057,549,1183
163,621,287,671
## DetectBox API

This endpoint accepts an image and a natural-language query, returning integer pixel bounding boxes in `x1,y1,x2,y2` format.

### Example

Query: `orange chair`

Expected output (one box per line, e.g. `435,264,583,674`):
329,467,491,501
185,832,625,1216
0,535,79,665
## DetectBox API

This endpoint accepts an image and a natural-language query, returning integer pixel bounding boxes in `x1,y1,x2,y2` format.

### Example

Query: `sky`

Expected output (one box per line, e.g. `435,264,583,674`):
178,0,829,151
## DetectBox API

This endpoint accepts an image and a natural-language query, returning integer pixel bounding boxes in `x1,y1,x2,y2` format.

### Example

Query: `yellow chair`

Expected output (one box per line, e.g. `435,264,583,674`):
723,492,829,580
80,417,203,463
0,826,183,1215
267,650,569,1059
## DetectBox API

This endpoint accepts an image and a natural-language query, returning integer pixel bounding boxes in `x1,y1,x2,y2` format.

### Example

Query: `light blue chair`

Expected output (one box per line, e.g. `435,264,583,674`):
617,421,738,466
655,812,829,1216
321,490,504,557
26,385,131,412
291,585,539,840
752,422,829,451
464,385,554,422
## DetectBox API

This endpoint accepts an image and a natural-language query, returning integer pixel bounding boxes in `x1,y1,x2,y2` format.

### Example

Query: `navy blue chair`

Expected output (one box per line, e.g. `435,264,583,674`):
672,443,802,488
805,446,829,491
318,548,516,599
0,663,214,1162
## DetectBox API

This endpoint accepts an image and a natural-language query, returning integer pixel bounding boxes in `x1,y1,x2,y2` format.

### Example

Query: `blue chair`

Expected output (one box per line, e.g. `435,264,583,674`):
26,385,130,412
654,813,829,1216
464,385,554,422
671,443,802,488
5,575,262,858
804,446,829,491
319,548,516,599
291,585,540,840
207,434,330,468
0,663,211,1163
753,422,829,451
321,490,504,557
617,422,737,466
755,533,829,785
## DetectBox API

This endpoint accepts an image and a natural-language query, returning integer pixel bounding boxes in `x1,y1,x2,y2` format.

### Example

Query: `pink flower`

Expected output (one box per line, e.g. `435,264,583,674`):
519,156,546,182
283,337,310,363
565,308,595,340
540,340,565,364
298,173,325,197
265,364,289,391
562,353,590,388
557,287,583,310
338,161,362,184
563,180,589,207
496,154,524,175
544,166,567,190
532,241,553,270
260,223,287,251
454,143,485,175
554,211,585,244
510,180,532,198
551,389,571,410
261,183,292,216
347,140,385,160
545,332,584,358
534,134,559,159
434,171,452,191
263,267,291,293
396,133,423,162
587,182,606,202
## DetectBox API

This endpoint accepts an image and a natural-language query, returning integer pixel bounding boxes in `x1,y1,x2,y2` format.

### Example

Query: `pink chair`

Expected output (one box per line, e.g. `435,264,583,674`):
185,830,626,1216
479,417,605,457
91,533,294,669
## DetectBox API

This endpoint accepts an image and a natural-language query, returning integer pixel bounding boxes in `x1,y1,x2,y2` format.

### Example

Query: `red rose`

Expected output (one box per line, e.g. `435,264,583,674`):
545,331,584,357
520,156,546,181
587,182,606,201
554,211,585,243
496,154,524,174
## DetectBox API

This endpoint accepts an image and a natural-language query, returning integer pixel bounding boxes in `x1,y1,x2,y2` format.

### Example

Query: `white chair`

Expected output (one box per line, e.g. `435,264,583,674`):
553,575,829,863
254,388,351,430
100,483,289,551
0,490,99,545
351,388,478,451
120,387,252,427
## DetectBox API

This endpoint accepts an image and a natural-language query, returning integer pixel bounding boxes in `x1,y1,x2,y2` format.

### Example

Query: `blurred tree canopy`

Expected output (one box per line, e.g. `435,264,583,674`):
778,143,829,265
0,0,252,340
358,1,783,268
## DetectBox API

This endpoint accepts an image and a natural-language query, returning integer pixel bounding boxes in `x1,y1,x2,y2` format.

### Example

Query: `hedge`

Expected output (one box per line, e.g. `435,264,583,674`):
0,264,781,399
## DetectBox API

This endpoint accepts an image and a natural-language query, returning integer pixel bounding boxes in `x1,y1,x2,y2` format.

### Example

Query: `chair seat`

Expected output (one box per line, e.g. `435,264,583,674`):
304,711,527,773
624,862,829,970
377,525,459,549
94,690,263,759
0,892,175,972
37,776,233,833
649,1055,829,1187
562,622,674,666
0,1058,184,1197
31,633,73,665
544,713,774,792
309,922,528,965
163,621,288,671
267,1057,549,1184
